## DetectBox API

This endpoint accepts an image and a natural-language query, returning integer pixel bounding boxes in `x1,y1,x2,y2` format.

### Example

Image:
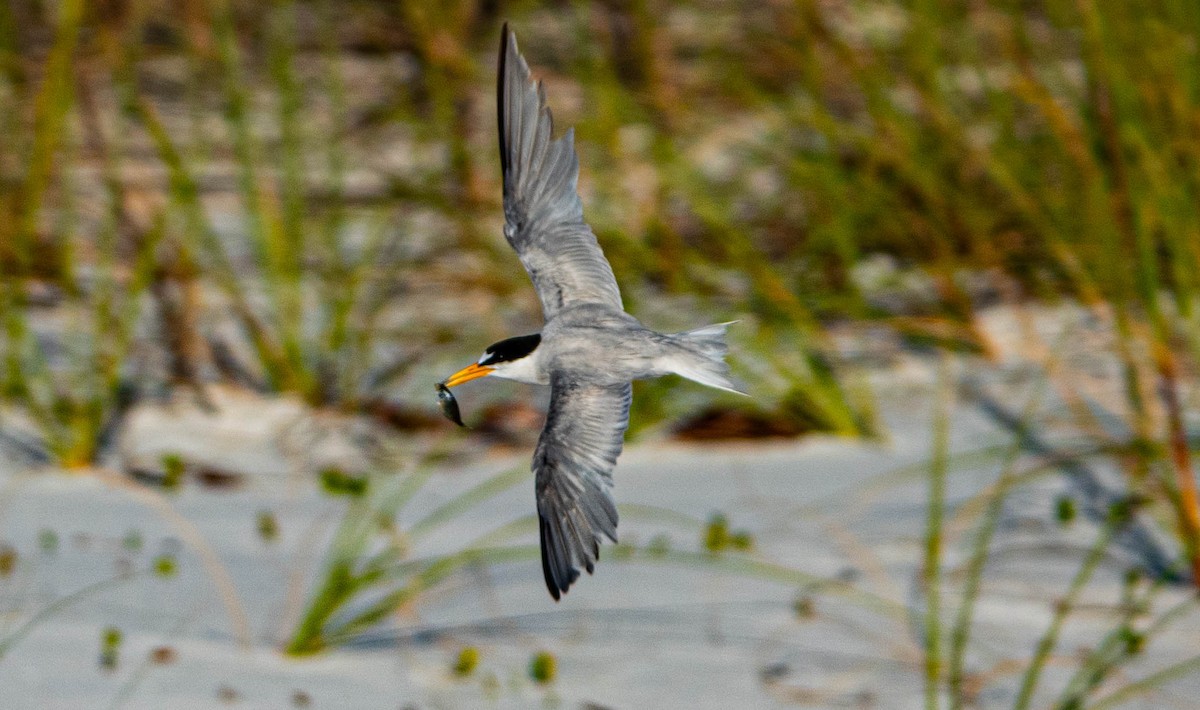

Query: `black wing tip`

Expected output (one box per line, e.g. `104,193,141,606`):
499,22,515,74
499,21,513,65
539,511,591,602
539,513,564,601
497,22,509,181
542,555,562,601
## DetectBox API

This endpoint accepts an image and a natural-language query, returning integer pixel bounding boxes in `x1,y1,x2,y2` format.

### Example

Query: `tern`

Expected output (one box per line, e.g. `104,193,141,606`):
441,24,743,600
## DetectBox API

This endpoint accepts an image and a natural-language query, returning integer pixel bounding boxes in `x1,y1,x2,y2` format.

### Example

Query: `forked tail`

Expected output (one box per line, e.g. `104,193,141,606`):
665,321,746,395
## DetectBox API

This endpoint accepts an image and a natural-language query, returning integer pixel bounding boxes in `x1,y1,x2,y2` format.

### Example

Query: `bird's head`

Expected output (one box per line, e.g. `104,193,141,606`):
442,333,543,387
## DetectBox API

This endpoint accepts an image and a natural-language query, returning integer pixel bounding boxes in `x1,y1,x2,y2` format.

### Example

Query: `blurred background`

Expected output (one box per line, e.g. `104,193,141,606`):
3,0,1200,452
3,0,1200,707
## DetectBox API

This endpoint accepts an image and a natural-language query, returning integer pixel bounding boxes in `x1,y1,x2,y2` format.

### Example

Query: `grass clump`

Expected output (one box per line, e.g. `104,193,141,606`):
256,510,280,543
0,545,16,577
703,512,755,554
160,454,186,491
528,651,556,684
99,626,122,671
152,555,177,579
914,369,1200,709
729,530,755,552
284,459,532,655
703,513,729,553
1054,496,1077,526
452,646,480,678
318,468,368,498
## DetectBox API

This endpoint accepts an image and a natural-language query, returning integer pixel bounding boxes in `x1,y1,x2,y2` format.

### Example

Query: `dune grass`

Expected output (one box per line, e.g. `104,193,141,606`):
0,0,159,468
284,448,905,655
0,3,1196,434
913,380,1200,708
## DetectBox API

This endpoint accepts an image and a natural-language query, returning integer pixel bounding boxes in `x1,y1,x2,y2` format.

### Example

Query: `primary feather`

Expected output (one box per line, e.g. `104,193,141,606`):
498,24,623,319
534,376,629,599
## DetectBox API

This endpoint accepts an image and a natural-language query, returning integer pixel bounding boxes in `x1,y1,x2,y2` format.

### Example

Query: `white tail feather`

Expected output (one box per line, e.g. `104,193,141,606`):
665,321,747,395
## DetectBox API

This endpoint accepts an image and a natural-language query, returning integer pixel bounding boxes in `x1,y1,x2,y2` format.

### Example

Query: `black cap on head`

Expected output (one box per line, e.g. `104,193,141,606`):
480,333,541,366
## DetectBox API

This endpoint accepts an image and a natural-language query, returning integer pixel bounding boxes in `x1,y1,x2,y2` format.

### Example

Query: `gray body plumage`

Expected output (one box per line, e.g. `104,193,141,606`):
520,305,690,385
488,25,740,599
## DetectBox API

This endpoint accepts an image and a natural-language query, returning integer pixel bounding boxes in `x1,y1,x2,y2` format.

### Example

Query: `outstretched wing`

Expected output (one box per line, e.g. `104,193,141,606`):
498,24,623,320
534,374,631,599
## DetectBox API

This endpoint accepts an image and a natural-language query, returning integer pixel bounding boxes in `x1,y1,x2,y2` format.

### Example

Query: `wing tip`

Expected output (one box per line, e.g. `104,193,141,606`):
538,508,599,601
539,513,566,601
497,22,535,184
497,22,510,180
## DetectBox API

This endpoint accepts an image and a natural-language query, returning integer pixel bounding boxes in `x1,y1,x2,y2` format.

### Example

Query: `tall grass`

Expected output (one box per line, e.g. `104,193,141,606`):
922,358,952,710
136,0,418,410
917,377,1200,708
0,0,161,467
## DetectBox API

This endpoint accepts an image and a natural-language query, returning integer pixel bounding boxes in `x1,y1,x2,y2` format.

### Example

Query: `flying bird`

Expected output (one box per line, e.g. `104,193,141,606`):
440,24,742,600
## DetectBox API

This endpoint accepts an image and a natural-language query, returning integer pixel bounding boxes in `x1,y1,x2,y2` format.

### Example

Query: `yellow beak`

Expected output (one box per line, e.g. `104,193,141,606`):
442,362,494,388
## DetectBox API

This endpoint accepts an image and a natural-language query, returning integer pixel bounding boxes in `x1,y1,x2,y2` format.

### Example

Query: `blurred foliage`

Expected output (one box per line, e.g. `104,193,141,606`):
452,645,480,677
0,0,866,459
318,465,369,497
152,553,177,578
255,508,279,541
1,0,1198,456
160,452,185,489
0,543,15,577
528,650,556,684
99,625,122,671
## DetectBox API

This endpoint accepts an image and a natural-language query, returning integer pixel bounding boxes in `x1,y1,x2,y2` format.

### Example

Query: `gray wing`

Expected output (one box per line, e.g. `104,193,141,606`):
498,24,623,320
534,374,631,599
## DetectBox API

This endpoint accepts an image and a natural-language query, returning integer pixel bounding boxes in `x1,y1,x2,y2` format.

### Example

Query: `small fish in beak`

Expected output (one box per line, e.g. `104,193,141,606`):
436,382,467,427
